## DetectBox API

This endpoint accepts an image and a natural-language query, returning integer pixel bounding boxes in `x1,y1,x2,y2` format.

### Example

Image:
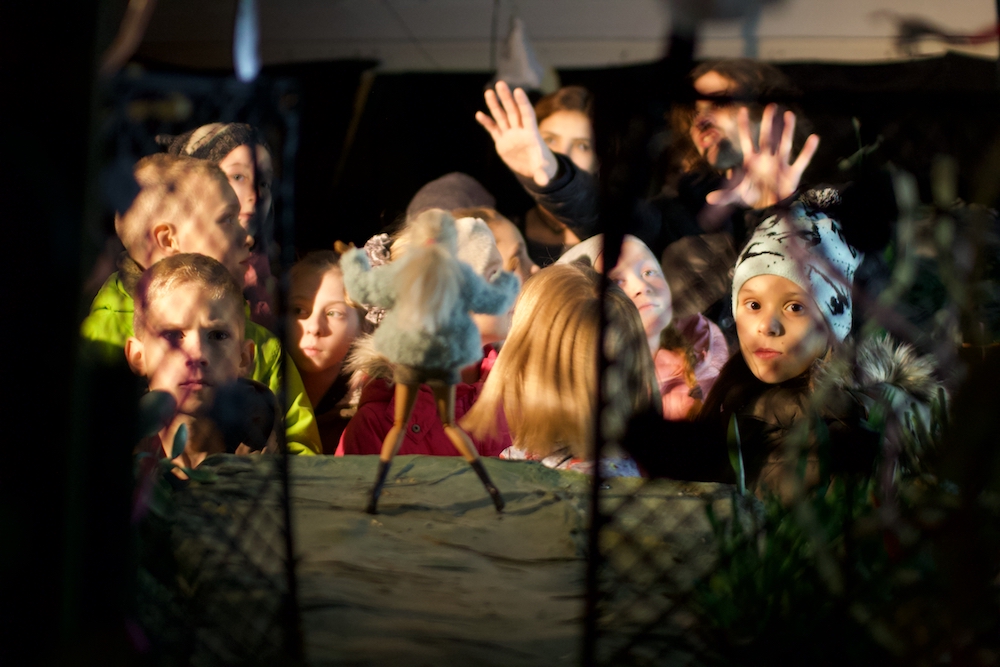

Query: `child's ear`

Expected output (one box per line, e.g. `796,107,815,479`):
125,336,146,376
240,339,255,377
152,222,180,256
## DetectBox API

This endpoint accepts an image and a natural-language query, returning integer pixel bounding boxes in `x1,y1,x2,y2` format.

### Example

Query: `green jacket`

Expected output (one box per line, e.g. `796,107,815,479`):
81,270,321,455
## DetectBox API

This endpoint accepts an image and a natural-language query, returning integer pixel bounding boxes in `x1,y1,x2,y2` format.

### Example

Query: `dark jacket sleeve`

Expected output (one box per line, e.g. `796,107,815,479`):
516,153,600,239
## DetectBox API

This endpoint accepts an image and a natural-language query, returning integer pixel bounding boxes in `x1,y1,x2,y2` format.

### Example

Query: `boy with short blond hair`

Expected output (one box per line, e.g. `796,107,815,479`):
127,254,259,466
82,153,321,455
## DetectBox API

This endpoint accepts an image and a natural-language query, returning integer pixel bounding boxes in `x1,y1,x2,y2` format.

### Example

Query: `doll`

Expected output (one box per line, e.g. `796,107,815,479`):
339,209,520,514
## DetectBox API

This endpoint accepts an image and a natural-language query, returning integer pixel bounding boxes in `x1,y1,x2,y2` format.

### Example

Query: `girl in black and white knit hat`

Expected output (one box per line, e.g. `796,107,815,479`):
625,199,943,501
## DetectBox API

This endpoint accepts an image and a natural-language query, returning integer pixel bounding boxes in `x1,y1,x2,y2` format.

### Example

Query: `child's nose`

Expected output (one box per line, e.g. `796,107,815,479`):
758,314,782,336
185,339,209,365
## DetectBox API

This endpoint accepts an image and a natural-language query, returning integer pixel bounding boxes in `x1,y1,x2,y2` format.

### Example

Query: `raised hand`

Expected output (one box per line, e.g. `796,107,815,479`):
706,104,820,210
476,81,559,187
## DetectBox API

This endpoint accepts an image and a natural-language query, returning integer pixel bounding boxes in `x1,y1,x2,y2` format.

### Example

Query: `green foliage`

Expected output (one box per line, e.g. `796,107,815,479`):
695,479,889,665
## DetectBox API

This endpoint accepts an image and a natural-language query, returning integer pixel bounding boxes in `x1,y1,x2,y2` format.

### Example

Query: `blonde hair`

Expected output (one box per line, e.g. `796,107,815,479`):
115,154,231,267
462,264,657,459
133,253,245,337
391,209,462,333
289,250,372,334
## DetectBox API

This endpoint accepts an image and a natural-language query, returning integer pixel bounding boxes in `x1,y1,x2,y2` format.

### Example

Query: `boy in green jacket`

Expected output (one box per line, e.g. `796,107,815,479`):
81,154,321,455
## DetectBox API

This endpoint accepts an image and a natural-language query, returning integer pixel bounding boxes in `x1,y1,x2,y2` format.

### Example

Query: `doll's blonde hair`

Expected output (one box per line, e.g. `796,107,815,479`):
391,209,462,334
462,263,658,459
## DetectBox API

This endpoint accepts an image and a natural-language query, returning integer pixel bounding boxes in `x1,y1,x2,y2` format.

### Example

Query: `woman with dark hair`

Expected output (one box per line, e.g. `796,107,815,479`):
476,83,600,267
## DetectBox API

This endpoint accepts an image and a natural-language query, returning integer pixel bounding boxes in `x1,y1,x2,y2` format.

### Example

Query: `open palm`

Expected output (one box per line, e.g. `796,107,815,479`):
476,81,558,187
707,104,820,210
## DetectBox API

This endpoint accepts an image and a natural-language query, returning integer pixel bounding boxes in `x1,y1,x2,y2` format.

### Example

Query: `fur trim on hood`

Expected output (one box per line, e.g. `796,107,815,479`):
343,334,395,398
814,334,945,472
814,335,941,404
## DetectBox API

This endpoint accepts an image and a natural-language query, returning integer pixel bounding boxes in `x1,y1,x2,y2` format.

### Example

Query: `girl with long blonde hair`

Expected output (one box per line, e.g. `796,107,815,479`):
462,263,658,474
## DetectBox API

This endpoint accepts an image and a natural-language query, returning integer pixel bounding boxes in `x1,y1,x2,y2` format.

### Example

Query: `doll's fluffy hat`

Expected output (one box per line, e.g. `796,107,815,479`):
454,216,503,280
731,203,862,341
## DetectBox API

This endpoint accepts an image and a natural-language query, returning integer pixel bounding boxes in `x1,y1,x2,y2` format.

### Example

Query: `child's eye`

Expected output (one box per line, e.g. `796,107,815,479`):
326,309,345,319
231,174,246,183
745,300,760,311
161,330,183,345
786,303,805,313
642,268,661,278
574,141,591,152
209,330,230,341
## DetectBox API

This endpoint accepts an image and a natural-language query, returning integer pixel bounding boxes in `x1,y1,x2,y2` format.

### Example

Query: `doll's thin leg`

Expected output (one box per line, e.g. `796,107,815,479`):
432,384,505,512
367,382,420,514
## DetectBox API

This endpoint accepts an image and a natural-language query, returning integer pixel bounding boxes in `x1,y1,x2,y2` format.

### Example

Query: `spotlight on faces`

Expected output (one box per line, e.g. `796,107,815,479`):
539,110,598,175
126,284,253,418
603,237,674,342
734,274,831,384
175,179,253,288
217,144,274,236
287,268,361,375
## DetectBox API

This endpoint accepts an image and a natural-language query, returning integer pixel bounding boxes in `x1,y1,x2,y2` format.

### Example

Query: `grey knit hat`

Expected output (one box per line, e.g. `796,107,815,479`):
732,202,862,341
159,123,268,163
405,173,496,221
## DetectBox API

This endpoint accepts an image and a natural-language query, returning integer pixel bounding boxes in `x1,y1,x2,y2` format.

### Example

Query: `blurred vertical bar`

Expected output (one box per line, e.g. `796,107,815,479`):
581,8,695,662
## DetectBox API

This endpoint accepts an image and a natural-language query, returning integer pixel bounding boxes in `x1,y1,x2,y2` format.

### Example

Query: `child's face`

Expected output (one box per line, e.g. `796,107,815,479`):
470,247,513,346
217,144,274,235
539,110,598,175
175,179,252,287
126,283,254,417
606,238,673,341
734,274,831,384
288,268,360,375
489,217,539,284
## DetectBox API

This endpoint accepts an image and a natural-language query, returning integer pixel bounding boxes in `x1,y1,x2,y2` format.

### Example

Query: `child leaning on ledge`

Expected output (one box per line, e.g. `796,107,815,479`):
627,199,944,500
127,254,279,467
80,153,321,455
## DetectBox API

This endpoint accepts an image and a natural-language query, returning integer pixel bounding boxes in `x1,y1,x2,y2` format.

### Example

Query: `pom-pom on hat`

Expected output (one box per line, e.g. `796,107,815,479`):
731,203,862,341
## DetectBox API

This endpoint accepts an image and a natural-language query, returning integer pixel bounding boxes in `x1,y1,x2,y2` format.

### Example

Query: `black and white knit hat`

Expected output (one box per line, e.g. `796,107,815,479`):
731,202,862,341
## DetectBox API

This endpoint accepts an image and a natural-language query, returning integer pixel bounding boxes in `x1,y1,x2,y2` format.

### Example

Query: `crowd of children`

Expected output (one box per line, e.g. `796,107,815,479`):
82,57,962,505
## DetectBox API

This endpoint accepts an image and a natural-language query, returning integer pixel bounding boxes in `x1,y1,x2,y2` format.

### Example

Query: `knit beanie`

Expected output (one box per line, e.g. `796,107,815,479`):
731,203,862,341
454,216,504,279
406,173,496,221
159,123,268,163
555,234,607,268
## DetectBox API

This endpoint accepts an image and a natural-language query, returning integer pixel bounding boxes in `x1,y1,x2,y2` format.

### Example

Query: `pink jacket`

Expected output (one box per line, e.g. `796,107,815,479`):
336,348,510,457
656,313,729,421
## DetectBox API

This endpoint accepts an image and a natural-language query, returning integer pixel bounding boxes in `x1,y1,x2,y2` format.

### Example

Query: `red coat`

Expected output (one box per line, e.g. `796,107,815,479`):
336,349,510,457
